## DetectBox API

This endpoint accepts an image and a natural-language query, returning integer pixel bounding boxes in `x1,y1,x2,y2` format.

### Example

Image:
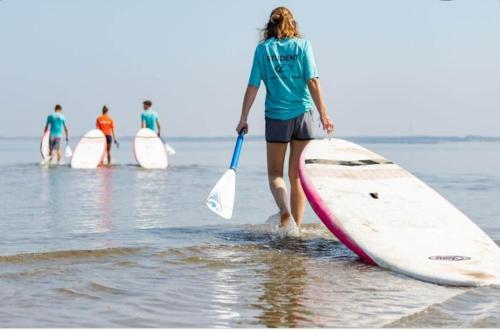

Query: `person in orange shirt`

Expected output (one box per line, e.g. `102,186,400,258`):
96,105,119,165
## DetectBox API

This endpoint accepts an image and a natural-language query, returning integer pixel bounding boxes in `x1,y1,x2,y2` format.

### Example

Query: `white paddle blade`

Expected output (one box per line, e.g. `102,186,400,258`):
206,169,236,219
65,145,73,158
165,143,176,155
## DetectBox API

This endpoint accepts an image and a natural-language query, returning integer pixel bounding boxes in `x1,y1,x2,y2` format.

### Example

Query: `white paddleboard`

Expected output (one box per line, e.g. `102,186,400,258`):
299,139,500,286
70,129,106,169
40,130,59,166
134,128,168,169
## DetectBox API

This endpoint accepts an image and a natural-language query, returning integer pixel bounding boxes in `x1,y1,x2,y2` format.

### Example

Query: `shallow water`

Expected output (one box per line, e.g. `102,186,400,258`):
0,137,499,327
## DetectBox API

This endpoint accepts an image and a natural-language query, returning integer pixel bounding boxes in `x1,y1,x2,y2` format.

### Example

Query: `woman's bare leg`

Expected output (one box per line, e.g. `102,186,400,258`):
107,144,112,165
288,140,311,226
267,142,291,227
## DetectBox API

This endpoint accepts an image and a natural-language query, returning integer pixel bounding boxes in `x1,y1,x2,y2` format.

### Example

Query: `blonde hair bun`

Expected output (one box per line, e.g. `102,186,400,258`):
262,7,300,40
270,13,282,24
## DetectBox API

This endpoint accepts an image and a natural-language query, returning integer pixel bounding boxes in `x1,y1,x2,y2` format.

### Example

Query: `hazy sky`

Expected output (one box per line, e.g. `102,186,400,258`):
1,0,499,137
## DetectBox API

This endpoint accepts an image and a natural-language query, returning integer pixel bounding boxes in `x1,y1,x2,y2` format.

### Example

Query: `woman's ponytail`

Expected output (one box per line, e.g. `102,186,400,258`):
262,7,300,41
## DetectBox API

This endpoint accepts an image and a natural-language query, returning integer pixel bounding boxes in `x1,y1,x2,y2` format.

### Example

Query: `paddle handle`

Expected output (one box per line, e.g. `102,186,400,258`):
229,132,245,170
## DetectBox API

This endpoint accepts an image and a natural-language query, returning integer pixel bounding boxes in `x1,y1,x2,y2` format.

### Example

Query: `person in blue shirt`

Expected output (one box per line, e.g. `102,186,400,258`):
141,100,161,136
236,7,334,236
44,104,69,163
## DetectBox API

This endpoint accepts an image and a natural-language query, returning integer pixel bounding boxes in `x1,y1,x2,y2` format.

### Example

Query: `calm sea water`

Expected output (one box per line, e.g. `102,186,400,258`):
0,137,499,328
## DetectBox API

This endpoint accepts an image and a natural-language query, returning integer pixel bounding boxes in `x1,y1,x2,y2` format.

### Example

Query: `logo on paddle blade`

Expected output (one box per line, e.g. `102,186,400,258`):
207,192,223,212
428,256,471,261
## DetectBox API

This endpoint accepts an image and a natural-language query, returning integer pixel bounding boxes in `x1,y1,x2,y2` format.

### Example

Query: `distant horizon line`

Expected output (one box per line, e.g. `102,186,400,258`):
1,134,500,144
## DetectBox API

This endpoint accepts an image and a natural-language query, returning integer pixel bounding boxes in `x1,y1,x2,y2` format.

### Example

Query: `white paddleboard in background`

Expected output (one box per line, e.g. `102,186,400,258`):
40,130,50,160
299,139,500,286
40,130,58,165
134,128,168,169
70,129,106,169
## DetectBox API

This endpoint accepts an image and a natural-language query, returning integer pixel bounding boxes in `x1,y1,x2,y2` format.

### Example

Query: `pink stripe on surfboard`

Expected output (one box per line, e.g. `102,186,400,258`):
299,148,376,265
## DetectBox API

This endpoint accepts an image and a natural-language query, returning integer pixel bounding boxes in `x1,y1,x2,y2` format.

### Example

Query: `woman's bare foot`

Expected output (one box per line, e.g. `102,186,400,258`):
266,211,300,239
280,210,291,228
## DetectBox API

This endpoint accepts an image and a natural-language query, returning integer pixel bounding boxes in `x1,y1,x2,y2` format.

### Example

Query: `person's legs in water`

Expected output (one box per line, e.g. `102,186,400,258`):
56,143,62,162
107,144,112,165
266,142,291,228
48,137,54,162
105,135,112,165
288,139,311,226
50,137,61,162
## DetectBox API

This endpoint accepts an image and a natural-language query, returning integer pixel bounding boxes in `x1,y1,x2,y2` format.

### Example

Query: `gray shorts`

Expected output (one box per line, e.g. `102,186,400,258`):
49,137,61,151
265,110,315,143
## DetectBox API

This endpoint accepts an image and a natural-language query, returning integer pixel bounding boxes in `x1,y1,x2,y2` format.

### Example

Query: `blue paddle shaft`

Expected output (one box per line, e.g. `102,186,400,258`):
229,133,245,170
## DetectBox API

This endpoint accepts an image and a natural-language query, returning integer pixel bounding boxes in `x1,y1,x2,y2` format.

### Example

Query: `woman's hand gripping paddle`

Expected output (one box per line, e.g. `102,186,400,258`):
206,131,245,219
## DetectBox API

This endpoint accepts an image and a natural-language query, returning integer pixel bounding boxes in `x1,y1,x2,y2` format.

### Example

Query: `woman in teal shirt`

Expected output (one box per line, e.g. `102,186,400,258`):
236,7,334,236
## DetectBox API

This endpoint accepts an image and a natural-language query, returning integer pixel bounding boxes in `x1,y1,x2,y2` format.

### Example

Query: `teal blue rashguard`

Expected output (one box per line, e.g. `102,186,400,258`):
46,113,66,138
248,37,319,120
141,110,159,132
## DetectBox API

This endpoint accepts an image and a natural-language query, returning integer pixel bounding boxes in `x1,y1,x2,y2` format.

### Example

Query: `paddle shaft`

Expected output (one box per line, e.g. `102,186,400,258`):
229,132,244,170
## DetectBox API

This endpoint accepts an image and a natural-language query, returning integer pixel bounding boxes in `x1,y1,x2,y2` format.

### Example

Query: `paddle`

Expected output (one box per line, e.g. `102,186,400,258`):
164,142,176,155
206,131,245,219
158,135,176,155
64,139,73,158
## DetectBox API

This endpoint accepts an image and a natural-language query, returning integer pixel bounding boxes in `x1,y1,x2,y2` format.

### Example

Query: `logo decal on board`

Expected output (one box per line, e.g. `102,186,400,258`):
428,256,471,261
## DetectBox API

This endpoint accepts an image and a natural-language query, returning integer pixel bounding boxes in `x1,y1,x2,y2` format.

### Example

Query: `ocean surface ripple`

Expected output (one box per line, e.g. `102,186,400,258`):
1,139,499,327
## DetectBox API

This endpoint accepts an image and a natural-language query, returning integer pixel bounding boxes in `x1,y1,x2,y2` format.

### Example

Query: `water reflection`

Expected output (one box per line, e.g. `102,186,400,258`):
42,168,70,234
209,267,243,327
96,168,113,233
38,167,51,228
254,241,309,328
55,167,116,234
133,169,168,229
